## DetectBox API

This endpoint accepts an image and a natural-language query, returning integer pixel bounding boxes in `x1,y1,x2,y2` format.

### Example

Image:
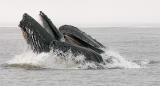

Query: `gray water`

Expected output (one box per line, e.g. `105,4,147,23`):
0,27,160,86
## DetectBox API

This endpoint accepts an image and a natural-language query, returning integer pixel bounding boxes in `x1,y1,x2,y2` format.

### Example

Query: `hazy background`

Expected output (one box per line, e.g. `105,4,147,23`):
0,0,160,27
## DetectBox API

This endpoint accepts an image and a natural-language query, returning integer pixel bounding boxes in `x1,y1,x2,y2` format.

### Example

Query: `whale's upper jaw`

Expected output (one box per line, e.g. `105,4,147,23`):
39,11,65,42
19,13,52,53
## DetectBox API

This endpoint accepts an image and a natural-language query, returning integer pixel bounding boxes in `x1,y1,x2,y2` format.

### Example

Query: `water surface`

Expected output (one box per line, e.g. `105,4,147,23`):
0,27,160,86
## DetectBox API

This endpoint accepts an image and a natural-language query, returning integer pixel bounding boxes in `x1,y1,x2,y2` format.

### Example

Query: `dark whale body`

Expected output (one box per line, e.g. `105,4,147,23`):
59,25,105,54
19,11,106,64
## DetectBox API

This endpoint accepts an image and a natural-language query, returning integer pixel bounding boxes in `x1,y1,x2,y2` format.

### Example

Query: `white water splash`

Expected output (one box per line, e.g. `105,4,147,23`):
102,50,141,69
6,48,142,69
7,50,49,68
6,49,86,69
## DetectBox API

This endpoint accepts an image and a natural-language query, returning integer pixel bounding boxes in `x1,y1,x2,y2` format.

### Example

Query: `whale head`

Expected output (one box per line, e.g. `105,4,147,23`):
19,13,53,53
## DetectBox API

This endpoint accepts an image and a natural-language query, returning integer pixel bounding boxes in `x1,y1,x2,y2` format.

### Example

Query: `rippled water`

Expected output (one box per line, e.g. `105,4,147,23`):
0,27,160,86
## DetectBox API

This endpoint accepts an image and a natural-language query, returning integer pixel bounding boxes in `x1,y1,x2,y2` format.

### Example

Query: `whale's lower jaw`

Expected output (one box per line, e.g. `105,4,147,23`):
19,13,53,53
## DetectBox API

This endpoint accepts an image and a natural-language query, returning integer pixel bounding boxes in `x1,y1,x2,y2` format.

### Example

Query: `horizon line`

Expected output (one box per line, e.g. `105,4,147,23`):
1,26,160,28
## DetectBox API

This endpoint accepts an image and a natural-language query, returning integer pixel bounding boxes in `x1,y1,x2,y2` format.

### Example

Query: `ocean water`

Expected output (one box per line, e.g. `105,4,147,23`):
0,27,160,86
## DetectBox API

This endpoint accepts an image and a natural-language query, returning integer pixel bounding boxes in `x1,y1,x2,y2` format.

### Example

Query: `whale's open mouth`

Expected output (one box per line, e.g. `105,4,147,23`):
19,12,105,54
19,12,66,53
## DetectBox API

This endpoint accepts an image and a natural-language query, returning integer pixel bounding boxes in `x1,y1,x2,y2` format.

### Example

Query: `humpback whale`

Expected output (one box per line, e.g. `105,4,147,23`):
19,11,106,64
